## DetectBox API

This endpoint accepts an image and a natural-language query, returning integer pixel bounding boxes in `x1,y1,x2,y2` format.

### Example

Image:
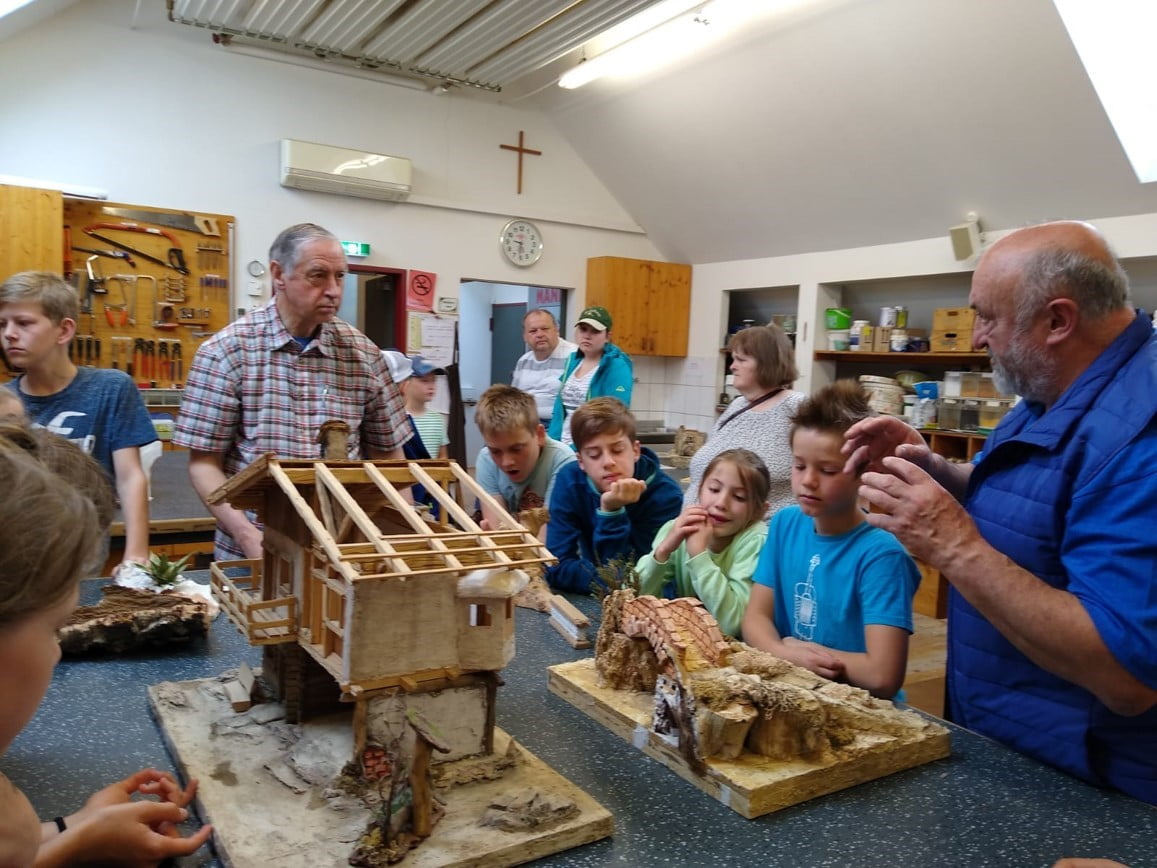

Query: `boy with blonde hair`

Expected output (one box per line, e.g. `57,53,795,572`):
546,397,681,593
474,385,574,536
0,271,156,570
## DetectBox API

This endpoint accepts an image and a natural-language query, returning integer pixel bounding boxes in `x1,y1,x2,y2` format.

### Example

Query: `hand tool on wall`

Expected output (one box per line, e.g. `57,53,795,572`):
63,226,72,277
101,206,221,237
155,302,179,330
83,223,189,275
171,342,183,384
71,245,135,269
81,256,105,315
162,277,187,303
158,341,169,382
132,338,145,380
137,275,157,317
145,340,156,383
106,275,137,326
196,244,225,271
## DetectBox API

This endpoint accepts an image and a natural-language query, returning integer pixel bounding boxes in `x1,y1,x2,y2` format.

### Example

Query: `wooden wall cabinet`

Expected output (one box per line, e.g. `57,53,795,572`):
585,256,691,356
0,184,63,276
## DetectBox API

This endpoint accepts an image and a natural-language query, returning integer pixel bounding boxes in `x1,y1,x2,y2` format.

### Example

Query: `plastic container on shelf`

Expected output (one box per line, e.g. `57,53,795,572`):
938,398,962,430
977,372,999,398
827,330,850,350
978,397,1017,431
825,307,852,330
960,371,982,397
860,375,904,415
912,380,939,400
902,394,917,420
943,371,963,397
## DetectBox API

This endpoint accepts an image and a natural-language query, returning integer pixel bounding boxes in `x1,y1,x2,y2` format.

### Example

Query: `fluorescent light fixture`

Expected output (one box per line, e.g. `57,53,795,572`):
1052,0,1157,183
0,174,108,200
559,0,810,89
0,0,35,18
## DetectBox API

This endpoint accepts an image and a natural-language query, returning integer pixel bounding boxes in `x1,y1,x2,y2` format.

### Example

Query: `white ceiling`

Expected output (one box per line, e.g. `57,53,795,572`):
526,0,1157,263
10,0,1157,265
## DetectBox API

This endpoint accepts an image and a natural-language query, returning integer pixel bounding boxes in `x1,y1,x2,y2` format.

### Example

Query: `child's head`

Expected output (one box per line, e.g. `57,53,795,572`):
698,448,771,537
789,380,873,523
0,428,109,753
382,350,441,406
0,272,79,369
0,389,25,424
476,385,545,483
571,398,640,493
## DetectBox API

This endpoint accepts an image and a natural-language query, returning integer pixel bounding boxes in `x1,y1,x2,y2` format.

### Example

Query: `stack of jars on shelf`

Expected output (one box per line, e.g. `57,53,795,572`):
937,372,1017,433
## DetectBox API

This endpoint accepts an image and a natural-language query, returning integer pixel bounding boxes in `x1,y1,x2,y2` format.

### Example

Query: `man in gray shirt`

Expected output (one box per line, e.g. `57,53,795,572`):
511,309,576,427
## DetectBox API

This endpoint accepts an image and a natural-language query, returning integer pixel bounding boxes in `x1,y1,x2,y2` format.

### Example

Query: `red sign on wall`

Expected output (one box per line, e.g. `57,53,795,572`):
534,287,562,306
407,270,436,312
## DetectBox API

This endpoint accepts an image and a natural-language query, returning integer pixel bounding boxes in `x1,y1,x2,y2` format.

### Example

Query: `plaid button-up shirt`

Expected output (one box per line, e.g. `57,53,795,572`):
174,300,410,558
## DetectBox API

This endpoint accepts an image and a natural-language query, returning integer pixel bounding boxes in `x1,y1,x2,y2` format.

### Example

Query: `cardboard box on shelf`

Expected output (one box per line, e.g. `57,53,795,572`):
931,329,974,352
871,326,927,352
933,307,976,332
872,326,894,352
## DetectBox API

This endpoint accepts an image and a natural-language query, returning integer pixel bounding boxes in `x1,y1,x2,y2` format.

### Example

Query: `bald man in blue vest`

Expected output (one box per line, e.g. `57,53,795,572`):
843,221,1157,805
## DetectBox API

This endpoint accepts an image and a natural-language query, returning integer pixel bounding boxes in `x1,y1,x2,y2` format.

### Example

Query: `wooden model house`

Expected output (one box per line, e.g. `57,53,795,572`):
207,454,554,783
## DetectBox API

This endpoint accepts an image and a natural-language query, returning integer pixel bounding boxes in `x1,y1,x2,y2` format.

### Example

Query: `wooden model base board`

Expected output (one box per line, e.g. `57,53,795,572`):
149,675,612,867
548,659,950,819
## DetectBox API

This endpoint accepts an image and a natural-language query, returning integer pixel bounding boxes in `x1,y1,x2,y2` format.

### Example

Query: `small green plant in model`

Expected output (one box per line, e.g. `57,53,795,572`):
146,552,193,587
592,556,640,600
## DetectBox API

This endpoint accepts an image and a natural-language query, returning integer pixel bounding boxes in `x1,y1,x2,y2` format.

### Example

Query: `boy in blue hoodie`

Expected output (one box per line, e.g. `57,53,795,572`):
546,397,682,593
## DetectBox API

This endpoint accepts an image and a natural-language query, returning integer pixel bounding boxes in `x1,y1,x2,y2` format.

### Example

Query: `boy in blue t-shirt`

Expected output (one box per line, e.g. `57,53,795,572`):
0,271,157,571
742,380,919,699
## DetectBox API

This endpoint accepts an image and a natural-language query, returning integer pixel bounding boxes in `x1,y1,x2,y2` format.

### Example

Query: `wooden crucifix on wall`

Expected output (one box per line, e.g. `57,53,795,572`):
499,130,542,195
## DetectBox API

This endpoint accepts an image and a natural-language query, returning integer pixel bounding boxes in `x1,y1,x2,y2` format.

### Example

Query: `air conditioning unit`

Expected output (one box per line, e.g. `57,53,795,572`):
279,139,411,202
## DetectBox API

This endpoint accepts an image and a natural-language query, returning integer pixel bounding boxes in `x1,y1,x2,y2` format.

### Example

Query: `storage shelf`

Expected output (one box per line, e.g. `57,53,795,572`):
814,351,989,364
917,428,987,440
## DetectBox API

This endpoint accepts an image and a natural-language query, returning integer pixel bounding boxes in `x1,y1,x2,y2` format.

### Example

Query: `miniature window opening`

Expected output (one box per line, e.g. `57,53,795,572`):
469,603,492,627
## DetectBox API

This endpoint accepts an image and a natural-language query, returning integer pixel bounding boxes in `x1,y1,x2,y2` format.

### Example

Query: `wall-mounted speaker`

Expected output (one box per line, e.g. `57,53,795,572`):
949,220,981,262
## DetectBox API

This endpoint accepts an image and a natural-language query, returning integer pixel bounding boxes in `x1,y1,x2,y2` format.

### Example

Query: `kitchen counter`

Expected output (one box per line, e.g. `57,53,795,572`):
5,577,1153,867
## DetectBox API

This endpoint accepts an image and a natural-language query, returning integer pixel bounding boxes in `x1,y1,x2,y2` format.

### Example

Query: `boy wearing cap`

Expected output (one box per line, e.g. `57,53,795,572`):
382,350,449,459
548,306,633,447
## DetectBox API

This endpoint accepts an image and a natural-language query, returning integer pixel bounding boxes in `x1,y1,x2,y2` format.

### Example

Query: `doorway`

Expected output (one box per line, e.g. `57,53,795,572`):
459,281,569,467
341,266,407,350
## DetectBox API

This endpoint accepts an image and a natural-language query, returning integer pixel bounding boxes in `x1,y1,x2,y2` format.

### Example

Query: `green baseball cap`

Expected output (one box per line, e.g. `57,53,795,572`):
577,306,612,331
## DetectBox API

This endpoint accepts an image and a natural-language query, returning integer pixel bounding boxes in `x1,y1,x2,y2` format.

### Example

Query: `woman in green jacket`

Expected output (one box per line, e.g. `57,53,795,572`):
549,306,633,446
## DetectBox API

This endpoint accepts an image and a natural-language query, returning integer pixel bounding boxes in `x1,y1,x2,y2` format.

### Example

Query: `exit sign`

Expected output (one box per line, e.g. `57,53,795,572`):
341,240,371,257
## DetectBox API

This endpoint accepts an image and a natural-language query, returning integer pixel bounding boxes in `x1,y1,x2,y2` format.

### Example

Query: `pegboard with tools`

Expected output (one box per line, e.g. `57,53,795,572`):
62,198,234,388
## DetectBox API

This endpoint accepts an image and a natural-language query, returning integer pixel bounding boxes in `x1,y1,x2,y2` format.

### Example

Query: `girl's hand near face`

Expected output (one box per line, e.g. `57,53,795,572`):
657,506,709,560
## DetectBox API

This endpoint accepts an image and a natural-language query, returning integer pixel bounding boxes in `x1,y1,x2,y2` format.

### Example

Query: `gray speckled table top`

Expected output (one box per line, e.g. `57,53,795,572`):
5,575,1154,867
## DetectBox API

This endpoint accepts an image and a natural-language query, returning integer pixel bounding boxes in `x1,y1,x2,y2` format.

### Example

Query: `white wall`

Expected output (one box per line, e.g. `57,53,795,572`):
688,213,1157,423
0,0,662,316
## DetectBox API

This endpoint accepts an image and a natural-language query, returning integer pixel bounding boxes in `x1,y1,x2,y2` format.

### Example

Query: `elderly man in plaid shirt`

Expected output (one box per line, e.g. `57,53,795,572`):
174,223,411,561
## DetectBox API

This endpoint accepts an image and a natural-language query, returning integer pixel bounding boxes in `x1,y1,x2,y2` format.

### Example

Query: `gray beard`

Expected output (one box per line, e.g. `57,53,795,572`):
989,344,1056,405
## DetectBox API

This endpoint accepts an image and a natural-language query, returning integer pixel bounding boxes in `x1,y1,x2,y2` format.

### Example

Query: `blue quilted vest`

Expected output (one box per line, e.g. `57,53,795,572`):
950,311,1157,803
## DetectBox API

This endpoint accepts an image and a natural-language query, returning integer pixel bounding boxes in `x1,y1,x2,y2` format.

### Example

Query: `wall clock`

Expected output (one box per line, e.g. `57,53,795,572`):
500,218,543,267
